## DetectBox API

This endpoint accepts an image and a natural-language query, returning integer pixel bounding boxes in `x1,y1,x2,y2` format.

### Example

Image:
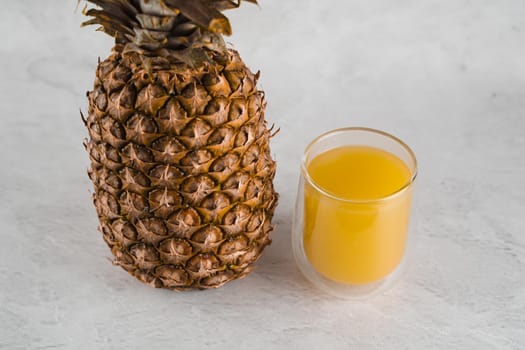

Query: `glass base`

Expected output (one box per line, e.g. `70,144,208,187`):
292,235,407,299
295,249,406,300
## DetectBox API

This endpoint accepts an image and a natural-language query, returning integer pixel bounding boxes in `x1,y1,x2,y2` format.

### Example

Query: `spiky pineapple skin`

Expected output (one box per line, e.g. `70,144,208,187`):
85,48,277,290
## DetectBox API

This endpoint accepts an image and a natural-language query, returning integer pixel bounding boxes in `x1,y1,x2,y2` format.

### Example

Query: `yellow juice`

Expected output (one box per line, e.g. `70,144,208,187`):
304,145,413,284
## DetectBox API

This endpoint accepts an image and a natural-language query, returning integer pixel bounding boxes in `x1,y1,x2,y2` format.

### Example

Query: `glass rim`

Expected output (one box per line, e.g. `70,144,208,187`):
301,127,418,204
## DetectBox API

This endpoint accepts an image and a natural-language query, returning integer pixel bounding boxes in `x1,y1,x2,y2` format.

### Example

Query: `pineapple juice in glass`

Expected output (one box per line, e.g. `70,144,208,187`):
292,128,417,298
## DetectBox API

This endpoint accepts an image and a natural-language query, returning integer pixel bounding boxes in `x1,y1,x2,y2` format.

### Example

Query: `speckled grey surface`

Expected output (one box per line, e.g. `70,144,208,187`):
1,1,524,349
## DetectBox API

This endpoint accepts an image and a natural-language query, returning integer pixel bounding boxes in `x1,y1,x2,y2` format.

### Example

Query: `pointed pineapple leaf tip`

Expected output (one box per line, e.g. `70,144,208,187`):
81,2,89,16
74,0,82,14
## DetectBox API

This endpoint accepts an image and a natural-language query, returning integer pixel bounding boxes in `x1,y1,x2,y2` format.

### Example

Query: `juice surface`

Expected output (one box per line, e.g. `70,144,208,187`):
304,146,413,284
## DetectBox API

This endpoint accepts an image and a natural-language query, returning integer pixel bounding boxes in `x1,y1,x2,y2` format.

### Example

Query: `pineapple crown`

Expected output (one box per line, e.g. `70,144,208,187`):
82,0,257,65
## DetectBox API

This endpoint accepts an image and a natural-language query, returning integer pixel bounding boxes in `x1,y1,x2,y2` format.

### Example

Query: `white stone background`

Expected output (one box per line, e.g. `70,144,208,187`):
1,0,524,349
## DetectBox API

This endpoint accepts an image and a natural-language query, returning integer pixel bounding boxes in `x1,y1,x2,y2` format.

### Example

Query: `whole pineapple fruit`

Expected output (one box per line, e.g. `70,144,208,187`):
82,0,277,290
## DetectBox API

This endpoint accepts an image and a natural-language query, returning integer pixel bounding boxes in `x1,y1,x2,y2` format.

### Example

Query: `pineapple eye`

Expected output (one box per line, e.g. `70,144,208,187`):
97,59,117,81
158,238,193,266
110,123,125,140
95,93,107,110
96,190,120,219
187,254,220,273
130,243,160,270
241,145,258,167
112,219,138,242
218,236,248,255
180,150,213,167
158,98,187,121
208,127,233,146
112,246,134,268
122,143,154,163
191,226,223,244
247,210,264,232
159,238,192,256
169,208,201,227
136,217,169,244
149,164,185,182
245,177,263,199
113,65,132,82
210,153,239,172
148,188,182,208
181,118,211,138
228,101,245,121
87,142,101,163
151,136,185,153
182,83,197,98
204,100,220,114
181,175,215,193
202,73,219,86
119,167,150,188
155,265,190,287
102,169,121,190
222,172,249,191
224,71,241,91
126,114,158,134
234,128,249,147
120,191,148,213
222,204,251,226
200,192,231,211
101,143,121,163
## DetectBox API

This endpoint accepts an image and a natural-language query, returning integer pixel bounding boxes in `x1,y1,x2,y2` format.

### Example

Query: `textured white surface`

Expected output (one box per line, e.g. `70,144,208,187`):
1,1,524,349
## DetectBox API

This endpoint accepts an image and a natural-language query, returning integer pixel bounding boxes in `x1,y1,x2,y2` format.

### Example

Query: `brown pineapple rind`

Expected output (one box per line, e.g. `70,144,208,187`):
85,48,277,290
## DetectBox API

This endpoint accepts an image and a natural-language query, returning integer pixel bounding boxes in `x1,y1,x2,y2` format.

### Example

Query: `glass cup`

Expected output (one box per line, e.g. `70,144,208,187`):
292,127,418,299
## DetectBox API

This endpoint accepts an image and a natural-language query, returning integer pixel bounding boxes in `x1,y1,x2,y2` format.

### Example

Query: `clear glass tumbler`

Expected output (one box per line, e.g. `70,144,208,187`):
292,127,418,298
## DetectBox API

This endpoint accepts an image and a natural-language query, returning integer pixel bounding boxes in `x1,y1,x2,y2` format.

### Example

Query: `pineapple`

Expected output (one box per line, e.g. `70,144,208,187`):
81,0,278,290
